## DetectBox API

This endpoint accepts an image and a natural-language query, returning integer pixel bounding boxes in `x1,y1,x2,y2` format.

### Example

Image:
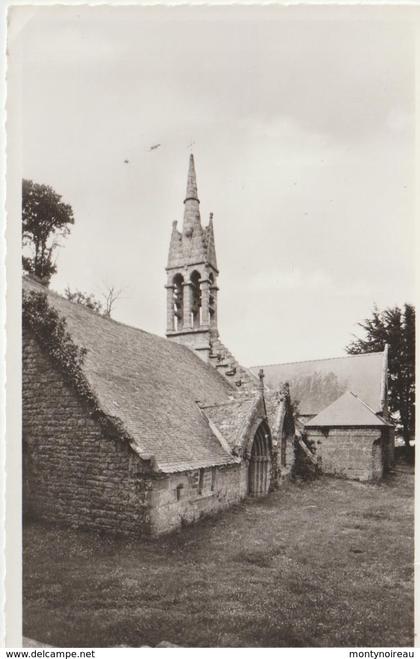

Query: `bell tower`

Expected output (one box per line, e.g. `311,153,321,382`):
165,154,219,362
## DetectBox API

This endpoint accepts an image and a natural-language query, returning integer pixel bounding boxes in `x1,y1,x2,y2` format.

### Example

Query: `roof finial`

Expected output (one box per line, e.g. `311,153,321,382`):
258,368,265,393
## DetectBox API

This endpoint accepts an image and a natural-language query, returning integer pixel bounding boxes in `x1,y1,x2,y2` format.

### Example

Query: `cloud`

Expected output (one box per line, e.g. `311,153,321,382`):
16,6,415,144
14,5,416,363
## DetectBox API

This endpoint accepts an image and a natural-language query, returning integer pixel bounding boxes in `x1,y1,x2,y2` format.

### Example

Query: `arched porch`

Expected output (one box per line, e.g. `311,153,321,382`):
248,421,272,497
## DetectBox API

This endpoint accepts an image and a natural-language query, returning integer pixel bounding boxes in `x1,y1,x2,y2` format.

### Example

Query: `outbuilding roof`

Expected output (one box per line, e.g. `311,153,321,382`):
23,277,238,473
250,351,387,416
304,391,390,428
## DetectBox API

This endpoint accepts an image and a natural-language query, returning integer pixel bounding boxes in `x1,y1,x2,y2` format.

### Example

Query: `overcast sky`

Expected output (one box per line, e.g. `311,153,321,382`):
12,4,417,365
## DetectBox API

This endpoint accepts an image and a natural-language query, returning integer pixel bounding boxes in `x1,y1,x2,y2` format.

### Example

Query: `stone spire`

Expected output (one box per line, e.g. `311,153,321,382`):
183,154,201,237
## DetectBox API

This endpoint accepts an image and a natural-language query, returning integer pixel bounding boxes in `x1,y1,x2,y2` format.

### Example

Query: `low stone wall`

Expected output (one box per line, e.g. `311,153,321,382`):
23,332,152,536
150,463,242,535
305,427,385,481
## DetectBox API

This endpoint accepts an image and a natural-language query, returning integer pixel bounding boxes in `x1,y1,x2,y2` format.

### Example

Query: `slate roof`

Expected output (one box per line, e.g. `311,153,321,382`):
250,352,386,416
305,391,390,428
23,277,238,473
201,397,257,450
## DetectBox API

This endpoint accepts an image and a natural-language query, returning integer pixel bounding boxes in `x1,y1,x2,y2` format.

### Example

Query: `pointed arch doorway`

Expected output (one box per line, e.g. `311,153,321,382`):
248,421,272,497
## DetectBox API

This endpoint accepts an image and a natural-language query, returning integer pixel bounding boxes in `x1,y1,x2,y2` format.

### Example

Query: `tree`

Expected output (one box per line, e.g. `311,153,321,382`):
102,285,122,318
22,179,74,284
64,288,103,314
64,285,123,318
346,304,415,448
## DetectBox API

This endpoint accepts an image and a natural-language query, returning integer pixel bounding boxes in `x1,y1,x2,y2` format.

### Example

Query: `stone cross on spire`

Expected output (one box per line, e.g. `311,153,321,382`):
183,154,201,237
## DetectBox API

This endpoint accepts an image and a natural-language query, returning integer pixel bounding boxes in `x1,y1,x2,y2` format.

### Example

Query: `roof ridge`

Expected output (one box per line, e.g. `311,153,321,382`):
24,276,192,347
23,276,234,397
349,390,383,417
306,389,388,427
199,397,255,409
24,277,155,333
251,351,385,369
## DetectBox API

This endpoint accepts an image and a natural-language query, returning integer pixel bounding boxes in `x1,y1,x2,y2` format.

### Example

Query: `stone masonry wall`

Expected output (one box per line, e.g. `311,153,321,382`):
150,463,242,535
167,328,212,362
23,331,152,536
306,427,384,481
281,435,295,473
273,438,295,482
372,437,383,480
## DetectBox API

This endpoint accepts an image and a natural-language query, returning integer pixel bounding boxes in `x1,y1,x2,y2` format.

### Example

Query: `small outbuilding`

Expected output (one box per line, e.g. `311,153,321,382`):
304,391,394,481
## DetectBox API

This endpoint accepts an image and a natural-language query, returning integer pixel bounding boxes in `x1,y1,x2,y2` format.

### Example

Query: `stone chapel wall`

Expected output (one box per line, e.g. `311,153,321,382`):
149,463,242,535
23,331,152,536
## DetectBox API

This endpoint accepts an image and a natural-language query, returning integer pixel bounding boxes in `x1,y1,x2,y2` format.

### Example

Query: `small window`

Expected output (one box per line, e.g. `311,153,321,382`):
211,467,217,492
198,468,205,494
176,484,183,501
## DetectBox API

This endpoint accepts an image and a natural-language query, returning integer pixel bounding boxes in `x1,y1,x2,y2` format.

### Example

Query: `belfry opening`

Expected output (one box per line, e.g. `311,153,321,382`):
172,273,184,331
248,421,272,497
190,270,201,327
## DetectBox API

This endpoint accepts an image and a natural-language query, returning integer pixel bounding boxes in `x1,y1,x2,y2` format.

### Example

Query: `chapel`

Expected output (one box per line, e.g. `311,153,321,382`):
22,154,393,537
22,155,295,537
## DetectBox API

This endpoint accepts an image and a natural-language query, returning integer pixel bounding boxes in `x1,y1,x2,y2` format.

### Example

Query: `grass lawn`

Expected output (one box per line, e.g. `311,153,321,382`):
23,467,414,648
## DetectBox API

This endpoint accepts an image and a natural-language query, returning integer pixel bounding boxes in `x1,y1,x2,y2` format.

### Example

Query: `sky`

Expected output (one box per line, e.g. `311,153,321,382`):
11,4,417,365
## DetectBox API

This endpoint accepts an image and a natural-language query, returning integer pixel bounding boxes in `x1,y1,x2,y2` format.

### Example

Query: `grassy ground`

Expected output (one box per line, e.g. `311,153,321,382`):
23,467,414,648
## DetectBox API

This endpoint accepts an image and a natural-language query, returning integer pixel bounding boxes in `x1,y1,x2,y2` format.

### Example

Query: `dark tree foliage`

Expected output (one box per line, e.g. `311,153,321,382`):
346,304,415,446
23,290,87,386
22,179,74,284
22,290,131,443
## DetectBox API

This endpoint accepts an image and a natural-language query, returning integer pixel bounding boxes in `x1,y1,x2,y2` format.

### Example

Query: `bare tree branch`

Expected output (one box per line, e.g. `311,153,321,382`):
101,286,123,318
